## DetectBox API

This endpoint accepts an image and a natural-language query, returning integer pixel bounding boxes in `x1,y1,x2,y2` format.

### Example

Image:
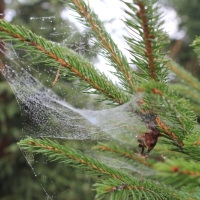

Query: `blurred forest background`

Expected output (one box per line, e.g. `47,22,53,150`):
1,0,200,199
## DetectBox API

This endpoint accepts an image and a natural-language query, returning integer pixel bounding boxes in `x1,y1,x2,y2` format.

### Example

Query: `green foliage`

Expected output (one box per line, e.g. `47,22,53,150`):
1,0,200,199
18,138,197,200
180,132,200,161
167,61,200,116
154,157,200,190
123,0,169,82
62,0,136,93
0,19,130,104
141,80,197,142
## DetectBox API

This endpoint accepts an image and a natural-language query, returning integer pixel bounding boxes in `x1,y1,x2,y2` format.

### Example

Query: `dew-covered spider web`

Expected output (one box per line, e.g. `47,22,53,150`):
0,0,183,197
2,61,146,142
0,12,157,197
0,40,154,198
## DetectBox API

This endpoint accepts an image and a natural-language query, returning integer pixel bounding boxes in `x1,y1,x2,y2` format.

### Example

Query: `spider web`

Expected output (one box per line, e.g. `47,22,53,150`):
0,40,153,198
0,38,150,200
1,64,146,142
0,1,181,197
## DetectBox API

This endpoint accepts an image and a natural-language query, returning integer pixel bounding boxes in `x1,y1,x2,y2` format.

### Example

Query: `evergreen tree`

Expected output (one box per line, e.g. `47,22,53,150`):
1,0,200,199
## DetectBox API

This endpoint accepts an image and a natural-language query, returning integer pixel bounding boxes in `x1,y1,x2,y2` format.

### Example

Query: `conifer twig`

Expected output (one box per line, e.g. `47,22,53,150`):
19,137,125,179
136,0,156,80
0,19,130,104
154,158,200,189
64,0,136,93
123,0,169,82
178,133,200,161
93,143,152,167
169,83,200,116
167,61,200,93
141,81,197,143
18,137,197,200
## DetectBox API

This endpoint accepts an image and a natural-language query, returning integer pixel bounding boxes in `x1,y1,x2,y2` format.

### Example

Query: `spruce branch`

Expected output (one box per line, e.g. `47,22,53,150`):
169,83,200,116
170,84,200,105
140,81,197,144
122,0,169,82
94,178,197,200
120,0,196,153
177,133,200,162
154,158,200,189
18,137,127,179
0,19,130,104
18,137,197,200
152,141,183,157
93,142,152,168
167,61,200,93
63,0,137,93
